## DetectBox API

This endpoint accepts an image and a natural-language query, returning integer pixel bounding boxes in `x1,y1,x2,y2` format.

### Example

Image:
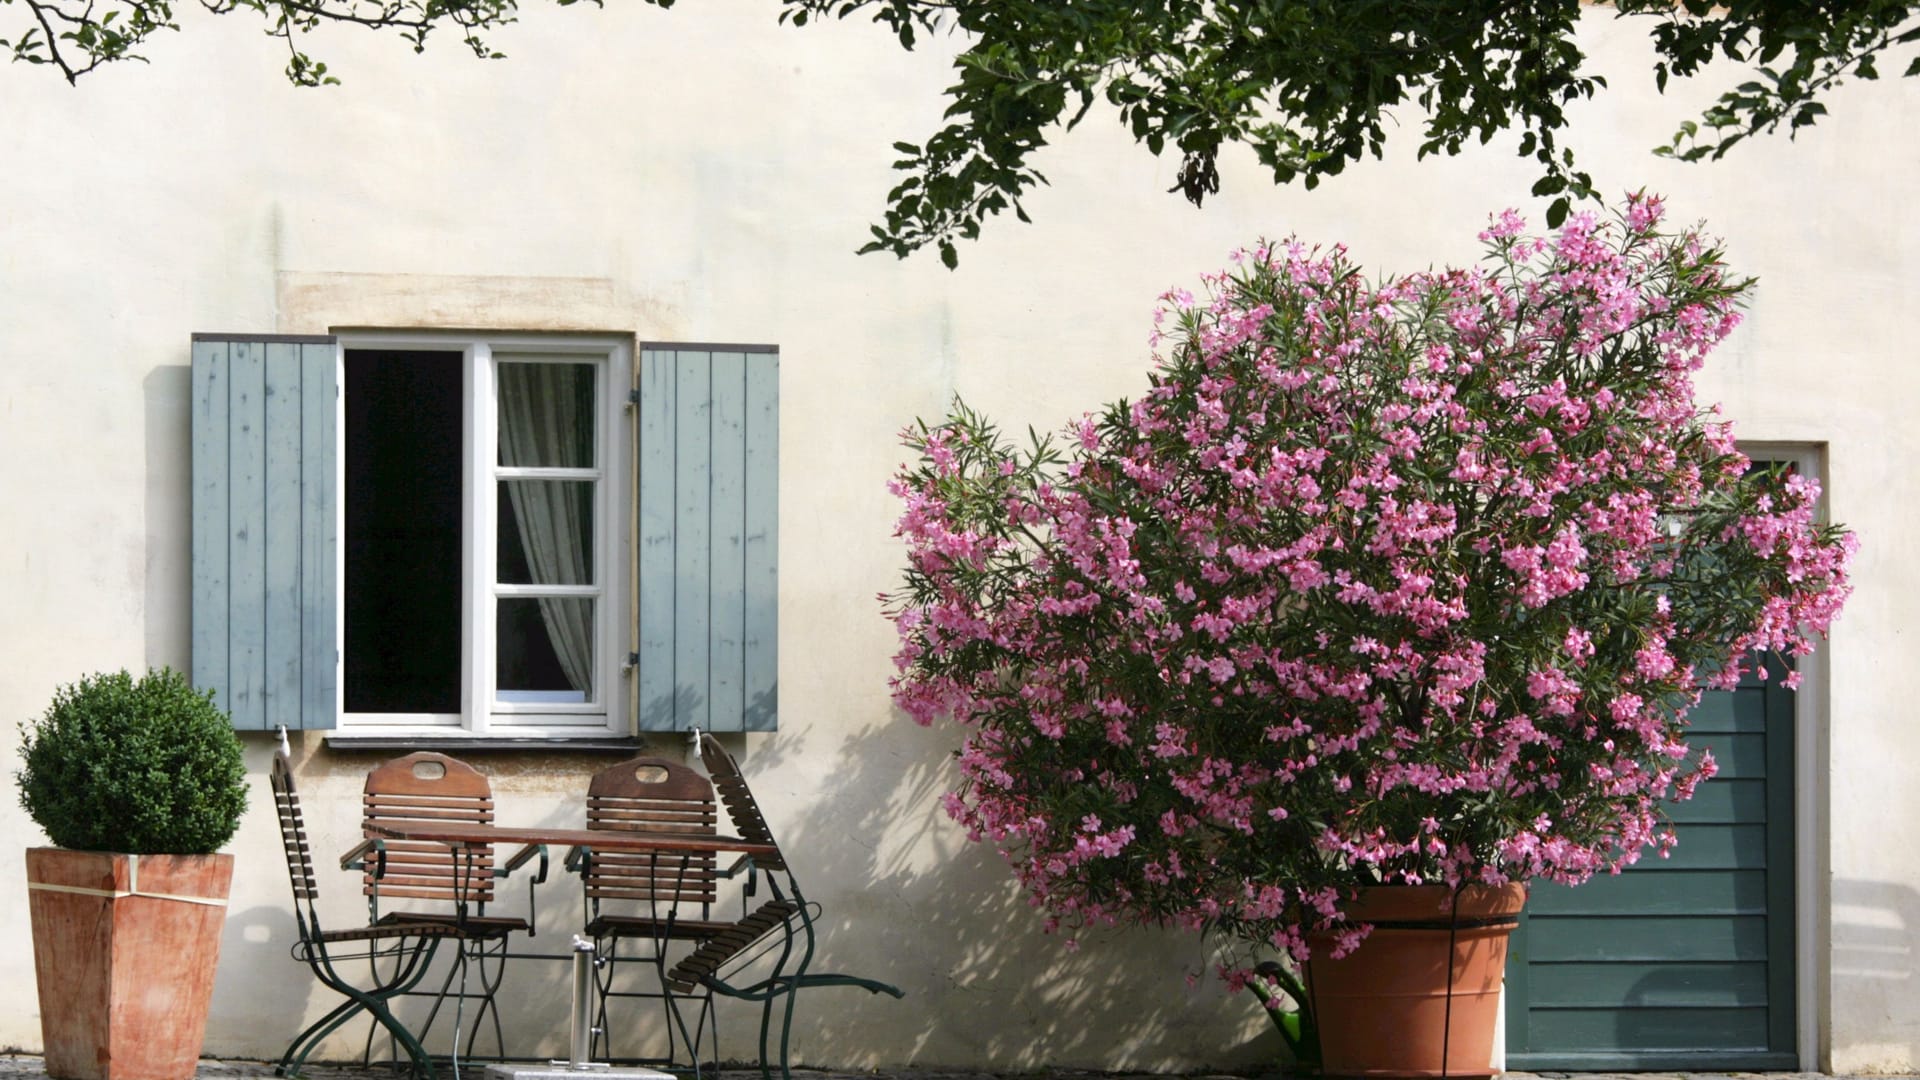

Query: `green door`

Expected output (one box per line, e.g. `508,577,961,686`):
1505,655,1798,1069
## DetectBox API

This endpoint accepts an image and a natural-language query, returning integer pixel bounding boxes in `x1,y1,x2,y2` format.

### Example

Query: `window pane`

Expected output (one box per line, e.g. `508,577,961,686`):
497,481,594,585
344,350,463,714
497,360,595,468
497,598,593,702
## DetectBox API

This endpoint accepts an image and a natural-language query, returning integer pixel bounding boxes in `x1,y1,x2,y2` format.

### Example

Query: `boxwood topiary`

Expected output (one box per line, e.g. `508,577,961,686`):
17,668,248,854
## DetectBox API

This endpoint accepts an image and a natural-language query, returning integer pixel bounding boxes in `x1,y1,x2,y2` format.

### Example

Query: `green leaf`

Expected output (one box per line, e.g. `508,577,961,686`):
1546,197,1570,229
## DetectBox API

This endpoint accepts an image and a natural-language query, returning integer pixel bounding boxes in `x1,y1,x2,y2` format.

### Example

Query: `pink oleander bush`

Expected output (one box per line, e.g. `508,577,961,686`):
883,195,1855,968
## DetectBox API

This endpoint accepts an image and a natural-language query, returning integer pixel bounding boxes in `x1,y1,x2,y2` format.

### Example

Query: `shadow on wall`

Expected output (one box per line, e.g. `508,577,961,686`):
1831,877,1920,1068
144,363,192,671
729,718,1279,1071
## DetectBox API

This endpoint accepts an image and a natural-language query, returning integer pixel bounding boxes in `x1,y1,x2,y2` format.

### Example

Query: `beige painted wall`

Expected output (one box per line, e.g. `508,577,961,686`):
0,2,1915,1071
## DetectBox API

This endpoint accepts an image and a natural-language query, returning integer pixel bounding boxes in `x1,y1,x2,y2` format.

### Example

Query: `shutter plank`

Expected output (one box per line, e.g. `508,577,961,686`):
1666,777,1767,824
674,350,712,734
707,351,747,733
743,352,778,732
263,342,303,731
1529,869,1768,917
1691,732,1767,780
228,342,268,730
1526,914,1768,963
637,349,679,732
1530,961,1769,1009
1526,1007,1770,1053
1685,687,1767,733
191,341,231,709
299,342,338,729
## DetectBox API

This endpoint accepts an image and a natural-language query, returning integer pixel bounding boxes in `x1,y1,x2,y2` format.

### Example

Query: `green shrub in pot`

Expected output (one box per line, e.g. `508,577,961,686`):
17,667,247,854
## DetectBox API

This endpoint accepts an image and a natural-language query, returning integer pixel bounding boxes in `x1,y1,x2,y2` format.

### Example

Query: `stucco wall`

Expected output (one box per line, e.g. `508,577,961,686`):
0,2,1915,1071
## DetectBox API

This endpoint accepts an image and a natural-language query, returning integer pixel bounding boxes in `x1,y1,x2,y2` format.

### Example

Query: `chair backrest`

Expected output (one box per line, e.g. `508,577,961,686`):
697,734,786,873
271,750,318,904
362,751,498,905
583,756,718,905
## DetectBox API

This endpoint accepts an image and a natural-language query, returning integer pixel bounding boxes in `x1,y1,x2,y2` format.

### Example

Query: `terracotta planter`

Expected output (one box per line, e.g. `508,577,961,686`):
1305,883,1526,1079
26,848,234,1080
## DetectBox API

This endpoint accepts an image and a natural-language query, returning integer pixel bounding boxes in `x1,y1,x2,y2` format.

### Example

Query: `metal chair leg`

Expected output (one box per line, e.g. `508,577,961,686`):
285,954,440,1080
278,997,364,1078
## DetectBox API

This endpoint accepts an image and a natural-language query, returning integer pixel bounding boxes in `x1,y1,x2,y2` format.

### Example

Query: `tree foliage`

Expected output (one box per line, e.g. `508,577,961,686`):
6,0,1916,261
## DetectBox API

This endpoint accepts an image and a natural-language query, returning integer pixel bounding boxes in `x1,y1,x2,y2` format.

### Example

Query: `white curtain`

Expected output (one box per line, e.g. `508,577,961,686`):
498,363,594,695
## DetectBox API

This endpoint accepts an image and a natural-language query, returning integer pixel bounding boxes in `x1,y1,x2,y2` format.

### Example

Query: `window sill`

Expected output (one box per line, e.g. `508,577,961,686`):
321,734,651,754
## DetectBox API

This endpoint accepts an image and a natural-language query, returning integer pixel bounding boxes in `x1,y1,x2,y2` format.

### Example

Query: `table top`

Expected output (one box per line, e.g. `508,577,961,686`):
362,820,779,858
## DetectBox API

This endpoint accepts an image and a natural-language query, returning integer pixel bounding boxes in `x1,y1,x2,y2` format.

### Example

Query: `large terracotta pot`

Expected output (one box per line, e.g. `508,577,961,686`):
26,848,234,1080
1305,883,1527,1079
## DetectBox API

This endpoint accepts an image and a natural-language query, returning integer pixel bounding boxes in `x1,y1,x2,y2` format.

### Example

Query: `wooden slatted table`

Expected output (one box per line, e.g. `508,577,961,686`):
356,821,778,859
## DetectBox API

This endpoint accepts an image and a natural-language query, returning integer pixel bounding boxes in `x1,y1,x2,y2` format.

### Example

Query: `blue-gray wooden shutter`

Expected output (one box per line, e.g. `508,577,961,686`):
636,344,778,732
191,334,339,731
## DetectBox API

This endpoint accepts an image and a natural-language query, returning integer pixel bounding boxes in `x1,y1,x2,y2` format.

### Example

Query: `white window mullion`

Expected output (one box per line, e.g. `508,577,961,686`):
466,343,496,735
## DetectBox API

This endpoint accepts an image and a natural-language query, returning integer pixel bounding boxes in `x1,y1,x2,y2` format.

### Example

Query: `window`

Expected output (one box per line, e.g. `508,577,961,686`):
190,334,779,739
338,336,628,737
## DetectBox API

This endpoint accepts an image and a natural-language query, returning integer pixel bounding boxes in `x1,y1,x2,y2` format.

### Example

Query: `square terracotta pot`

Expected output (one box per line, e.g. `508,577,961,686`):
26,848,234,1080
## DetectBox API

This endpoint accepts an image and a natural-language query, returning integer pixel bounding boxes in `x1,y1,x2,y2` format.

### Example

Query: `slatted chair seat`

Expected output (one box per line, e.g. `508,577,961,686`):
583,912,736,941
270,748,450,1080
316,921,464,945
663,899,803,993
375,911,530,938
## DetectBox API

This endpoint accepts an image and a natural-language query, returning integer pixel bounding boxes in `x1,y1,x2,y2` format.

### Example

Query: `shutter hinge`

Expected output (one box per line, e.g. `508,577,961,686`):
626,389,640,408
624,651,639,670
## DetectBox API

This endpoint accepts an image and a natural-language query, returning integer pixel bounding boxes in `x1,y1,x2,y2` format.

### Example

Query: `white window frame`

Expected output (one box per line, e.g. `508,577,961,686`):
331,331,631,739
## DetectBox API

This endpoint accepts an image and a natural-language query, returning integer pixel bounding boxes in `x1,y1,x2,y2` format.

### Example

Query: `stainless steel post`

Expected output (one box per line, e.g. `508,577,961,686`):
568,935,597,1069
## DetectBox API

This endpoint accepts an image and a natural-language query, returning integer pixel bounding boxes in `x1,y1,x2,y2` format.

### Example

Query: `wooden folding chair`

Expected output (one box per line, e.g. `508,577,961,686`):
571,756,730,1064
270,748,453,1080
665,734,904,1080
357,752,545,1068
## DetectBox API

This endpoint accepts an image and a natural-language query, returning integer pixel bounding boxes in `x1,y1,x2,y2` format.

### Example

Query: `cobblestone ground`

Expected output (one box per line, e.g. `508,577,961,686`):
0,1057,1908,1080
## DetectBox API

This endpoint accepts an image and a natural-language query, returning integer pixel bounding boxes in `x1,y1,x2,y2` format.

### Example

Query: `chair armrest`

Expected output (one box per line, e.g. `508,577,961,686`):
564,845,590,873
718,854,756,879
340,837,388,879
501,843,549,885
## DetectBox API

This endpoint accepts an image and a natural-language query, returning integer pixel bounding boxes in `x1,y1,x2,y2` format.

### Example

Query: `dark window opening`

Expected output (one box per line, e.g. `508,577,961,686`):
343,349,463,714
